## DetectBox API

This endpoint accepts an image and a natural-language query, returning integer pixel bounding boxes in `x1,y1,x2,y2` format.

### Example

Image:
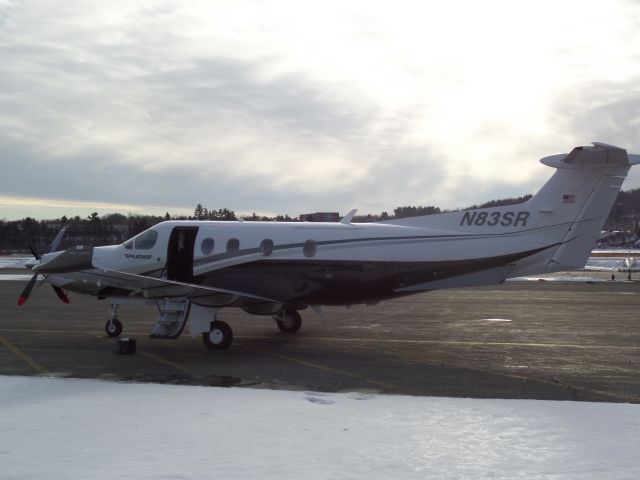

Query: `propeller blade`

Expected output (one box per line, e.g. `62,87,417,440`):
52,285,70,304
49,227,67,253
28,245,40,261
17,274,38,306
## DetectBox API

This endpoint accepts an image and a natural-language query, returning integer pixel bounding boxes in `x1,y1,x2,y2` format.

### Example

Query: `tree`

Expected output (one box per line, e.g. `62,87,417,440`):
194,204,205,220
393,206,441,218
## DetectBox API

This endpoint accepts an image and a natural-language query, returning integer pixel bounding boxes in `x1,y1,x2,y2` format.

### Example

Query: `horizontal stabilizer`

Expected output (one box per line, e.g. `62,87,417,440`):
541,142,640,169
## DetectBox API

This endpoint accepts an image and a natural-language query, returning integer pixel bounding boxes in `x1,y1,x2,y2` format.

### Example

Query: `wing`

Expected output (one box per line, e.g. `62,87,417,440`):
583,265,616,272
91,268,281,304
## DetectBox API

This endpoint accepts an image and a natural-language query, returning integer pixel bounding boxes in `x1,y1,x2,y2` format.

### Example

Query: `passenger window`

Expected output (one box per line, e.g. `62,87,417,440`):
201,237,214,255
134,230,158,250
260,239,274,256
226,238,240,256
303,239,317,257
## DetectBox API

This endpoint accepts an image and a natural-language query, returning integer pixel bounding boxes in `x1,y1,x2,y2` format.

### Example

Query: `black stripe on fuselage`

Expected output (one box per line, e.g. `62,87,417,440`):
194,243,558,305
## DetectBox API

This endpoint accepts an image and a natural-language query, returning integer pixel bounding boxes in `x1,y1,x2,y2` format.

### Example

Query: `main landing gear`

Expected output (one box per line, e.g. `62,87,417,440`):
202,320,234,350
201,307,303,350
273,308,302,333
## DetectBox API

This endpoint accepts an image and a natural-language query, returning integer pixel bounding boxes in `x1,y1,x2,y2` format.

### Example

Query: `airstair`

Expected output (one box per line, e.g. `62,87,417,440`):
149,299,191,339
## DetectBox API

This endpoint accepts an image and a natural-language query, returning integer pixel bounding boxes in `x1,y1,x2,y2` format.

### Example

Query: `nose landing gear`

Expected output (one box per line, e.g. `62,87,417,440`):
105,318,123,337
105,305,123,337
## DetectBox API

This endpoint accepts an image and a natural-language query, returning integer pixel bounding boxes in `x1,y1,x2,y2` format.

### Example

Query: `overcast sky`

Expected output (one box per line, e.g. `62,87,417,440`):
1,0,639,220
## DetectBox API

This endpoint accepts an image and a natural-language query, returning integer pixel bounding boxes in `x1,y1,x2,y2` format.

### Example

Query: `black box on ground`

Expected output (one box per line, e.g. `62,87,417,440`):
114,337,136,355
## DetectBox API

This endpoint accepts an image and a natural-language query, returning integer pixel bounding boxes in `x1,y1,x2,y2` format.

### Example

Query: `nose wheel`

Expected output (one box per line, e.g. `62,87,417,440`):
202,320,233,350
105,304,123,337
105,318,123,337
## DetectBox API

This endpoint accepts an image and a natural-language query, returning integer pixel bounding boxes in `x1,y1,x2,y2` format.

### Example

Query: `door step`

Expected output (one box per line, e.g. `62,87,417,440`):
149,299,191,339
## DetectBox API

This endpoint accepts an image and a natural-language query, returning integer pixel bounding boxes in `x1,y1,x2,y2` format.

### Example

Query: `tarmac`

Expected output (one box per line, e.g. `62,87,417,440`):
1,275,639,403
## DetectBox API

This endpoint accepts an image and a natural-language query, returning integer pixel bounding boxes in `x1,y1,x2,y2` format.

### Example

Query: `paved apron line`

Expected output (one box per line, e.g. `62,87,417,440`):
140,351,191,373
0,335,49,375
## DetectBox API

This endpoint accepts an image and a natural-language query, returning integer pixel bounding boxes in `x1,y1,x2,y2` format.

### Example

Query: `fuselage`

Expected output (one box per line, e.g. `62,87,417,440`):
46,209,558,307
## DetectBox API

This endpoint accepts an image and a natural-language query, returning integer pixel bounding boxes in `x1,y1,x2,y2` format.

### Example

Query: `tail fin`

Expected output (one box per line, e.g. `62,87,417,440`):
516,142,640,273
383,142,639,276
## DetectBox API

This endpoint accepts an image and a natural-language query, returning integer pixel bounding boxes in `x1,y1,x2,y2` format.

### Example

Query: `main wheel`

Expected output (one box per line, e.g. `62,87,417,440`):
202,320,234,350
274,309,302,333
105,318,123,337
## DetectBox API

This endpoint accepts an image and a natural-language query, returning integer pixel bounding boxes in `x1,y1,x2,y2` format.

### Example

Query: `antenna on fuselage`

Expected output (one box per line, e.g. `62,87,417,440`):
340,209,357,224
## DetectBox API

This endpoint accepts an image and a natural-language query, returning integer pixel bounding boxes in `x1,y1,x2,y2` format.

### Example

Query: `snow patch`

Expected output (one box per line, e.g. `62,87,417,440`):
1,375,639,479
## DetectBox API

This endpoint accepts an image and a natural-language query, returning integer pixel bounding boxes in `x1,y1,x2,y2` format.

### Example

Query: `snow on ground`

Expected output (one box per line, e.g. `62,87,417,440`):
0,256,31,269
0,273,33,281
1,376,639,480
506,275,606,283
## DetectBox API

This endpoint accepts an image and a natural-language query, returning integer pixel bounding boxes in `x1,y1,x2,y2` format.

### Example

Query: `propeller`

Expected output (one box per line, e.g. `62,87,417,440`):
17,227,70,306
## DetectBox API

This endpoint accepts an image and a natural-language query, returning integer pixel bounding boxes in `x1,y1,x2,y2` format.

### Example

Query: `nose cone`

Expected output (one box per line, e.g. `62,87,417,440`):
34,246,94,274
32,251,63,273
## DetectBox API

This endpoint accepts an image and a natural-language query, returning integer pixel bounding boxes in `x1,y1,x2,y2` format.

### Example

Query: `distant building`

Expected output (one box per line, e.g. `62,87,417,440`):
299,212,340,222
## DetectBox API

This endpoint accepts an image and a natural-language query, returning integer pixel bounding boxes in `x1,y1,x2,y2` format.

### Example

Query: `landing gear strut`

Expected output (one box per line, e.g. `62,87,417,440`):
273,308,302,333
202,320,234,350
105,305,123,337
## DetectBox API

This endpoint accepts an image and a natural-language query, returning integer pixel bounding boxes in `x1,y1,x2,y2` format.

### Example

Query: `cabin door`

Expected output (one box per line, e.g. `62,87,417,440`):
166,227,199,282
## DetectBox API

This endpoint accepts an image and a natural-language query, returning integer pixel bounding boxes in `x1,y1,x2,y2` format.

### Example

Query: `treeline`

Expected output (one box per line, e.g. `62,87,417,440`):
0,206,296,253
2,189,639,252
393,205,442,218
193,204,296,222
467,194,533,210
193,205,237,221
609,189,640,219
355,194,531,221
0,213,169,254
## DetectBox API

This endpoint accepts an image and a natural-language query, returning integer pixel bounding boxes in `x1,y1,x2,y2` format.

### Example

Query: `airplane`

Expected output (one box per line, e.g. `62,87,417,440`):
17,142,640,350
585,252,640,273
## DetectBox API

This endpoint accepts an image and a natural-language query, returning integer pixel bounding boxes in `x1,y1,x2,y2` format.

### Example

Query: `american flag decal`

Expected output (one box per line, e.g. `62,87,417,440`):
563,194,575,203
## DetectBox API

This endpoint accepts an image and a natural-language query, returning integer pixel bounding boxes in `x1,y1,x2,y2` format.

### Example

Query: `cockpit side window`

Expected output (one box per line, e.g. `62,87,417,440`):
124,239,134,250
134,230,159,250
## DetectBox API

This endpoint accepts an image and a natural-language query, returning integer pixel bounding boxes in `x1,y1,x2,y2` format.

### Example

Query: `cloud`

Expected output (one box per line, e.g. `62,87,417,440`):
544,77,640,191
1,0,640,220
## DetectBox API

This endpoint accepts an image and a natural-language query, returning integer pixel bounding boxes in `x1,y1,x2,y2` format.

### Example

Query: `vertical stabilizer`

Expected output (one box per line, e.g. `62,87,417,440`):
518,143,639,273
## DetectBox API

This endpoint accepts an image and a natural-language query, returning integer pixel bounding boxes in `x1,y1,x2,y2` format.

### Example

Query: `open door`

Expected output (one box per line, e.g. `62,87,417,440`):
166,227,199,282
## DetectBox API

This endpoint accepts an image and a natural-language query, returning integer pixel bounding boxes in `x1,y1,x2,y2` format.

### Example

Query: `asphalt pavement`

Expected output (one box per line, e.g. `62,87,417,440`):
1,277,639,402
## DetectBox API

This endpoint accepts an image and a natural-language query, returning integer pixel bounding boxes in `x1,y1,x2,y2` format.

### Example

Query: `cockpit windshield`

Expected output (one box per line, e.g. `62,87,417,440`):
123,229,159,250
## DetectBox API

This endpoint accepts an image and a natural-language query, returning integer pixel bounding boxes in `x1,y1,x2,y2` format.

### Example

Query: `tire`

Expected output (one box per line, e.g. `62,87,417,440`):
202,320,234,350
105,318,123,337
275,309,302,333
